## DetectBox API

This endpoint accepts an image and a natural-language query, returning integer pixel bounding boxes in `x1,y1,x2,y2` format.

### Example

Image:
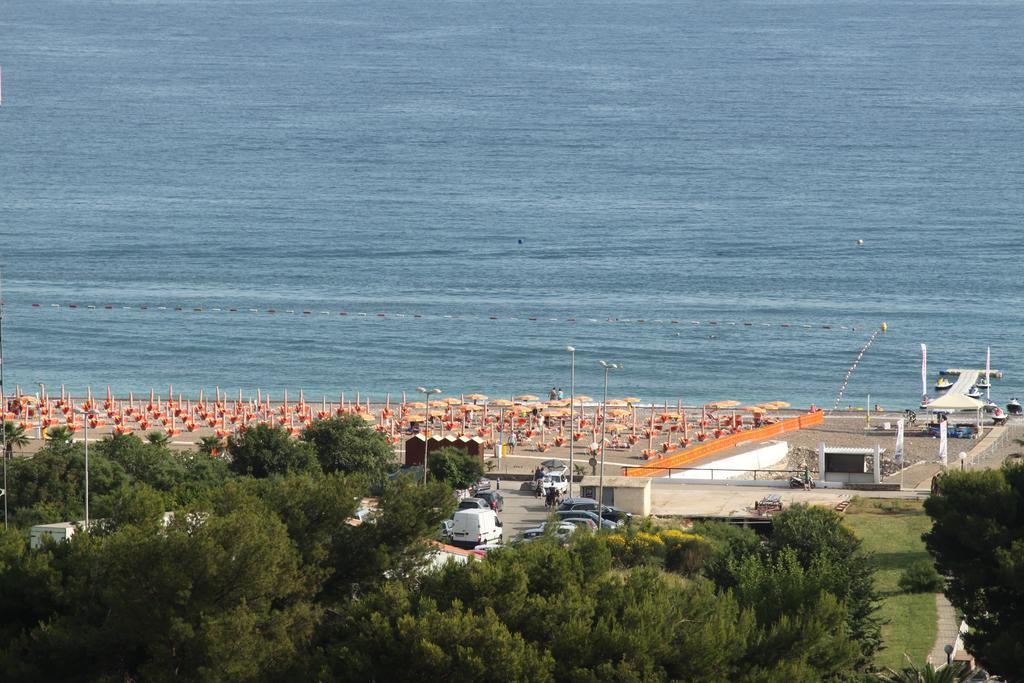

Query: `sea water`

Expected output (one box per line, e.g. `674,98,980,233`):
1,0,1022,407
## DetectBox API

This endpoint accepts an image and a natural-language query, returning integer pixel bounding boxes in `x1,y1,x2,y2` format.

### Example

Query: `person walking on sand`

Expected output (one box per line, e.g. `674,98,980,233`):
508,431,517,455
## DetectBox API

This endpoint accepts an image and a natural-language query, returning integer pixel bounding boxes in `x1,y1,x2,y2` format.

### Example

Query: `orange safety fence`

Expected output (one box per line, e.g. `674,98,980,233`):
622,411,824,477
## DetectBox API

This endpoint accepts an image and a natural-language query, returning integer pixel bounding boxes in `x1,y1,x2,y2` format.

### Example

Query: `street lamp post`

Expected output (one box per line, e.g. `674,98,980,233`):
566,346,576,499
77,408,98,527
416,386,442,484
597,360,621,528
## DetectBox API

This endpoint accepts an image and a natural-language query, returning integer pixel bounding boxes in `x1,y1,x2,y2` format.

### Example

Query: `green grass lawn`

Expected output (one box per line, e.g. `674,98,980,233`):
843,498,937,670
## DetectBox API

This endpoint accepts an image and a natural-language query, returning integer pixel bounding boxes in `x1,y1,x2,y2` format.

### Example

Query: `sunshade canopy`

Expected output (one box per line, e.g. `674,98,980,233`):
926,393,985,411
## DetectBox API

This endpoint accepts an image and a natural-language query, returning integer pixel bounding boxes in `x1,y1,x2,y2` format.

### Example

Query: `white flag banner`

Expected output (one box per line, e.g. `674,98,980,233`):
921,343,928,398
939,420,948,467
986,347,991,396
894,418,905,464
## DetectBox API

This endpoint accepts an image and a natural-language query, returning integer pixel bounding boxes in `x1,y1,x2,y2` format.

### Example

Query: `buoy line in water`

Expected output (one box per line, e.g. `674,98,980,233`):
24,303,868,332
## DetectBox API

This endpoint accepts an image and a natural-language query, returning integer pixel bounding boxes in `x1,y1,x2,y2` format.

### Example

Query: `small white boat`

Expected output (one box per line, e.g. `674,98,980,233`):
1008,398,1022,416
935,377,952,391
966,386,982,399
976,377,991,389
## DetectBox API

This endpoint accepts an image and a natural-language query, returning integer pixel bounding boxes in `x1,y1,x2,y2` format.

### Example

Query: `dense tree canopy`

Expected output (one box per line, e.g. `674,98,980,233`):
924,463,1024,679
0,418,897,681
227,423,320,478
302,415,395,481
428,446,484,490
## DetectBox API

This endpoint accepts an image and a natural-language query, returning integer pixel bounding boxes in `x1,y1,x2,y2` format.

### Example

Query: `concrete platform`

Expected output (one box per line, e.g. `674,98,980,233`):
650,482,854,518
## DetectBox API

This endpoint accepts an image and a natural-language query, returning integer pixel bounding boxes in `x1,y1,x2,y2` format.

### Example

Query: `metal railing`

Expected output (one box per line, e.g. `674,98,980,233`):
635,466,814,481
967,422,1022,469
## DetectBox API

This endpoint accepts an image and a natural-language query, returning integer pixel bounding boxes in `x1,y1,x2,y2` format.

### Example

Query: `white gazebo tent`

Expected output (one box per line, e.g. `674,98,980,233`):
926,392,985,430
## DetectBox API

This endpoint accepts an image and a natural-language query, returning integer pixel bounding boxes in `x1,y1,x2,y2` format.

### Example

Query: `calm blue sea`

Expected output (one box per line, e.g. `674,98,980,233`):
1,0,1022,408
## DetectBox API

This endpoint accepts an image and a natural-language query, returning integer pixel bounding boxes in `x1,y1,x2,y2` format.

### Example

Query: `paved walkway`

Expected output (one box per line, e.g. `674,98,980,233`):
927,593,960,667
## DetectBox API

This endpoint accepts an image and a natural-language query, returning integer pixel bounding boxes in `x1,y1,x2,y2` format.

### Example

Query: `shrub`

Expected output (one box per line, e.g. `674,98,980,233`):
659,530,711,575
898,560,944,593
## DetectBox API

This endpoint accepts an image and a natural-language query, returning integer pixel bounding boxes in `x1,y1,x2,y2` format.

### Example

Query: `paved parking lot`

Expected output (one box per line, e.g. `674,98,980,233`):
481,479,554,537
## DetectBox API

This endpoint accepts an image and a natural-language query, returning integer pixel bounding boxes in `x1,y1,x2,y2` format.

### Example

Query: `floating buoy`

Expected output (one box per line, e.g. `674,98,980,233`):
856,239,864,246
881,321,888,332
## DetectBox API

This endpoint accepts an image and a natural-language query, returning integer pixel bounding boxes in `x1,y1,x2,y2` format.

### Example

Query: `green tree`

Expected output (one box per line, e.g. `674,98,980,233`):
197,435,224,456
8,444,130,527
3,421,30,459
0,527,63,643
145,430,172,447
769,504,882,663
226,423,320,478
733,548,861,677
428,446,484,489
877,661,969,682
211,473,363,572
100,483,172,533
1,505,319,682
44,425,74,446
897,560,944,594
322,582,555,682
170,449,233,505
692,519,764,587
923,464,1024,677
330,476,455,596
99,432,186,492
302,415,396,480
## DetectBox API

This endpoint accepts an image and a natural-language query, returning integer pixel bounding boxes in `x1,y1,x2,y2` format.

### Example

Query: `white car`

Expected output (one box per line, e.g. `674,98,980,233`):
537,472,569,495
450,509,503,548
519,522,578,543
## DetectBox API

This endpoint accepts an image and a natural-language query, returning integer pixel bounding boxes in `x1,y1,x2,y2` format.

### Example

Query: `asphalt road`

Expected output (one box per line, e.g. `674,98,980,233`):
485,479,558,538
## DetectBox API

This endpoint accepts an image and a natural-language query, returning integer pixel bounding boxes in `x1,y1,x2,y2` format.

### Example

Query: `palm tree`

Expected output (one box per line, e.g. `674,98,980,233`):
197,436,224,457
146,431,172,447
3,421,30,459
878,661,969,683
45,425,74,445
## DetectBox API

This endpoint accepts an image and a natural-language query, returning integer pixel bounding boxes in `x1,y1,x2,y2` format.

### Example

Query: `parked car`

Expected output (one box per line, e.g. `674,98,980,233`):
554,509,619,529
536,472,569,495
557,497,632,524
352,507,376,524
472,543,503,554
475,489,504,512
518,522,578,543
440,519,454,540
558,517,597,531
457,497,490,510
450,509,503,548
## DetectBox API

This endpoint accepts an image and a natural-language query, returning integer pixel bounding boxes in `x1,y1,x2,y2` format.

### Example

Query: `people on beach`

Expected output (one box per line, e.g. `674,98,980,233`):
549,387,558,401
508,431,517,454
557,388,564,400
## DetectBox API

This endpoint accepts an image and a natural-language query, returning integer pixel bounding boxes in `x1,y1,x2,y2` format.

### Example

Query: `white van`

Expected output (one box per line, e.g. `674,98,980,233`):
450,509,503,548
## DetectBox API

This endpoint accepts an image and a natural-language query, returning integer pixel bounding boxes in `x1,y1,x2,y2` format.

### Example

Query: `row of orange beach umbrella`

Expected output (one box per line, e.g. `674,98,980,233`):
1,385,792,454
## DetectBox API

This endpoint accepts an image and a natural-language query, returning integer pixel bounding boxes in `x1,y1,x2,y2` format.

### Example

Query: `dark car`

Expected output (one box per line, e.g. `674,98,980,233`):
457,497,490,510
475,489,504,512
557,497,632,524
554,509,619,530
